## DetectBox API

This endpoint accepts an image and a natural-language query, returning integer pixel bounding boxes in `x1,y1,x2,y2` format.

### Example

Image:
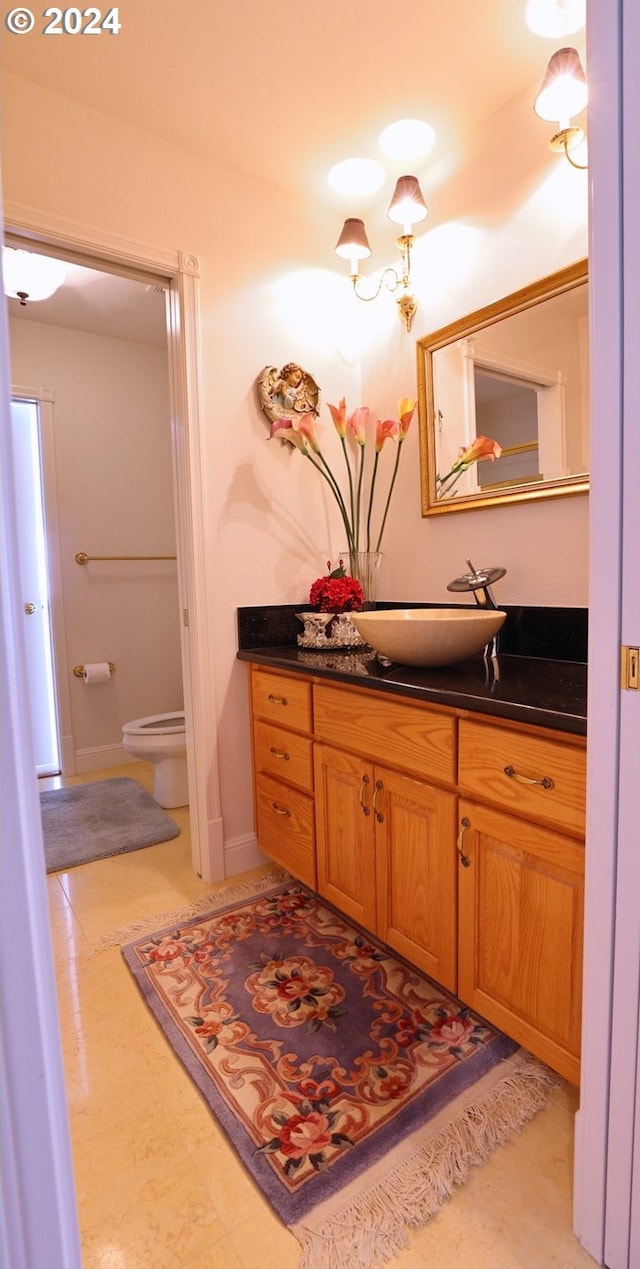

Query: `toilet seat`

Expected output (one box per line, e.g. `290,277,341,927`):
122,711,185,737
121,710,188,807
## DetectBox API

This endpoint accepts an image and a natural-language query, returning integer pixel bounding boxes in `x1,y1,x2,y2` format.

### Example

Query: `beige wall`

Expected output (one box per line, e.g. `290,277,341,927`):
8,315,182,771
1,69,589,865
357,83,589,608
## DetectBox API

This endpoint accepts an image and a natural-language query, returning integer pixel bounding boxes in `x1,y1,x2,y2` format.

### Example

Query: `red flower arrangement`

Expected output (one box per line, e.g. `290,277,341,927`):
309,560,365,613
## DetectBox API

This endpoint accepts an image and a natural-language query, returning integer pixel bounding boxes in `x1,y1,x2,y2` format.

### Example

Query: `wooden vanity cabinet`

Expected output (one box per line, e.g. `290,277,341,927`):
247,664,586,1081
456,717,586,1084
250,667,316,887
313,684,458,991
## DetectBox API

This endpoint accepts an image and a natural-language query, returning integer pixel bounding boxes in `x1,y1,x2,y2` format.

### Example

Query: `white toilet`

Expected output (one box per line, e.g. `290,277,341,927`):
122,711,188,808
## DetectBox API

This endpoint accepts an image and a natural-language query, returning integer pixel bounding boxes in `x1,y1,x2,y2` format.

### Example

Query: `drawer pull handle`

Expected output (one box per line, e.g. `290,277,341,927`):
504,765,555,790
457,816,472,867
267,693,288,706
271,801,291,817
270,747,290,761
359,773,371,816
373,779,384,823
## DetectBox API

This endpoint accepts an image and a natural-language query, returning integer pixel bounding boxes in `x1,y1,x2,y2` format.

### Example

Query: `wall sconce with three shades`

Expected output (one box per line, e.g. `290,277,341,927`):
334,174,428,333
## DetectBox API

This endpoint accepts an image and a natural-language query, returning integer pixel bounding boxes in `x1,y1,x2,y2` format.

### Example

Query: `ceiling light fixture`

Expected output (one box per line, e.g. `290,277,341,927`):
525,0,585,38
334,175,428,332
2,247,67,305
379,119,435,162
534,46,588,169
327,158,385,197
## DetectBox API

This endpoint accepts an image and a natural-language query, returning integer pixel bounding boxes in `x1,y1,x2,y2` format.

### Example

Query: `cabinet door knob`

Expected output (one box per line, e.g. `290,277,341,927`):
457,816,472,867
372,779,384,822
504,764,554,790
359,773,371,816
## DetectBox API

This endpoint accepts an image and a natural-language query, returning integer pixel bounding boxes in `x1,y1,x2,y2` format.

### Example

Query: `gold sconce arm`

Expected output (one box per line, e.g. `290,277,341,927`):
350,237,417,332
334,179,426,332
549,124,588,169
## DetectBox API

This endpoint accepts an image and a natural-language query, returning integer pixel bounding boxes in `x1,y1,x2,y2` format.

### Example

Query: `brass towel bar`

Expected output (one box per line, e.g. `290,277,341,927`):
75,551,176,565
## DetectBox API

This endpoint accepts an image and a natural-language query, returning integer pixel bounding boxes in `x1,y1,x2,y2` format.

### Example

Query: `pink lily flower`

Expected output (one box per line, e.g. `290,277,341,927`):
327,398,347,439
268,417,308,452
436,434,503,499
297,412,322,454
266,391,414,559
348,406,370,446
375,419,398,453
398,398,416,441
456,435,502,466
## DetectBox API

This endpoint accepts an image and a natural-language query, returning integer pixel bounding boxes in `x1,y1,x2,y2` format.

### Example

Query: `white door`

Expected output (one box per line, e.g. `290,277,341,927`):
10,397,60,776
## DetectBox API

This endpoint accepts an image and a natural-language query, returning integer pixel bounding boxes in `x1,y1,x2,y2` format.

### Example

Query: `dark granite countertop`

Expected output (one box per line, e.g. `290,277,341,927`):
237,605,588,737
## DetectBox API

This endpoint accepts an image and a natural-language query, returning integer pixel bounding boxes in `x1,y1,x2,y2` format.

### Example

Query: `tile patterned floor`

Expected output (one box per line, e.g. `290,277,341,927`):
43,763,597,1268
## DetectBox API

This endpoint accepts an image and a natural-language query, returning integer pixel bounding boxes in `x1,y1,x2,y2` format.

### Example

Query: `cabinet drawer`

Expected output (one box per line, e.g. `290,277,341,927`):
251,667,312,733
313,683,456,786
458,718,586,837
255,773,316,888
253,719,313,792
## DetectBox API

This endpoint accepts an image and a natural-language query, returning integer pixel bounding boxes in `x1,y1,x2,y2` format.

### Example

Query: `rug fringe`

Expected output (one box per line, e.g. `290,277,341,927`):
90,865,289,953
294,1054,561,1269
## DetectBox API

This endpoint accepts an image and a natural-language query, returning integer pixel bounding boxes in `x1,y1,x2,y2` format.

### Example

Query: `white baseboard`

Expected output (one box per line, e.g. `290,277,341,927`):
74,743,135,774
59,733,76,776
224,832,267,878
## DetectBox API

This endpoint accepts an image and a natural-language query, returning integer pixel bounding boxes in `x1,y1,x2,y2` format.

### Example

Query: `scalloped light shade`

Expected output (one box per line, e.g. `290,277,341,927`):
3,248,67,303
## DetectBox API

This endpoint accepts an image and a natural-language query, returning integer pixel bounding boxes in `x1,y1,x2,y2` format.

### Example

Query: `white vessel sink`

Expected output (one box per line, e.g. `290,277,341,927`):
350,607,507,667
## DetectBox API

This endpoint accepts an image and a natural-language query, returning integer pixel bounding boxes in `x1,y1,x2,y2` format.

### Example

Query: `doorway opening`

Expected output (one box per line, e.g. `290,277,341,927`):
7,255,179,786
3,222,223,883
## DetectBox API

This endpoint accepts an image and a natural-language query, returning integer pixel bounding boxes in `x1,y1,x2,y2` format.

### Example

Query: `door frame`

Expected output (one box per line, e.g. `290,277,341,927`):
11,386,75,776
574,0,640,1264
4,203,224,883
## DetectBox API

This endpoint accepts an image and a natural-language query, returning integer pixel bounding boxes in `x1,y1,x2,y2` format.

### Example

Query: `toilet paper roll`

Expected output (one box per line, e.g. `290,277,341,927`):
83,662,112,685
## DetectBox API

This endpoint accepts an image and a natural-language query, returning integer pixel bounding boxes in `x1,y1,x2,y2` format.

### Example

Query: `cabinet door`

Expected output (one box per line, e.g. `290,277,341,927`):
375,767,458,992
314,743,377,931
457,798,584,1084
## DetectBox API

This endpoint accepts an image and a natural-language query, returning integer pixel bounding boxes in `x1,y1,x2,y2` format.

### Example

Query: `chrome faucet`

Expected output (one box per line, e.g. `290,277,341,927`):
447,559,507,664
446,559,506,610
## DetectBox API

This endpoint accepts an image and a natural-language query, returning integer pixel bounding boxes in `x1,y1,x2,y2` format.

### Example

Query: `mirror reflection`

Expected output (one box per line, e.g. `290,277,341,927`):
417,260,588,514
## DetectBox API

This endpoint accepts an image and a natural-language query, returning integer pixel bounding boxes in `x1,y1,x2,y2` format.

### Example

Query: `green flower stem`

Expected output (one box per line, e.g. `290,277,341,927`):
304,452,355,551
437,464,468,497
316,451,355,542
339,436,357,540
375,440,403,552
366,451,381,552
354,445,366,553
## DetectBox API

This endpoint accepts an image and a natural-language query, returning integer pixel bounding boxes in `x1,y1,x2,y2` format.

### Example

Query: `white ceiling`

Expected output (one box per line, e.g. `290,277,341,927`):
4,256,168,345
1,0,586,341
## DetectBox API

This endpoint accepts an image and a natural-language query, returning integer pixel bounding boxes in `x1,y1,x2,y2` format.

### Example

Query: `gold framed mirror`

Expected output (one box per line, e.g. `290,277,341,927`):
417,259,588,514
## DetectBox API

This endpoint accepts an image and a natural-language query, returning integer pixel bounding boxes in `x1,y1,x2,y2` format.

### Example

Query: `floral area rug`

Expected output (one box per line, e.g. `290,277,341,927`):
122,876,559,1268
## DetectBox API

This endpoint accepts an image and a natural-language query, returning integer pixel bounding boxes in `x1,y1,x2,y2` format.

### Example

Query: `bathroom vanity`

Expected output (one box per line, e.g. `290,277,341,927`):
237,605,587,1085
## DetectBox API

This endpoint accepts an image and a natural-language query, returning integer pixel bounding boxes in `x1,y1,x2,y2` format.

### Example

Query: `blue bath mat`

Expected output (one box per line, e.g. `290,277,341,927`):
40,777,180,872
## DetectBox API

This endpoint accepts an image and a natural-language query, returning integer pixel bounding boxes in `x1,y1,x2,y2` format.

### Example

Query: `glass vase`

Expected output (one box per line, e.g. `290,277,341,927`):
344,550,383,610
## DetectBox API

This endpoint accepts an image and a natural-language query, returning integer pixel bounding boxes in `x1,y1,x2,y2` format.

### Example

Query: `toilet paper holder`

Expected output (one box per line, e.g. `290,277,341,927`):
73,662,116,677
